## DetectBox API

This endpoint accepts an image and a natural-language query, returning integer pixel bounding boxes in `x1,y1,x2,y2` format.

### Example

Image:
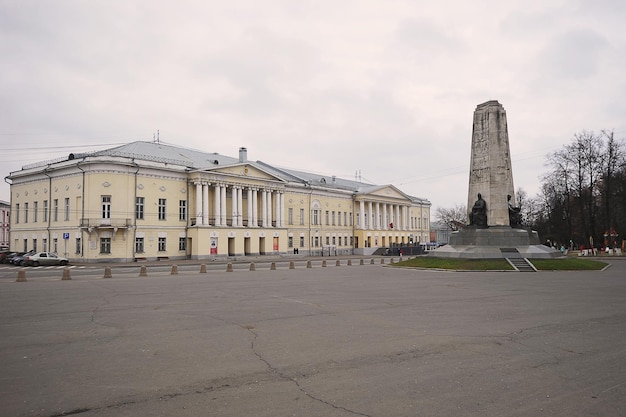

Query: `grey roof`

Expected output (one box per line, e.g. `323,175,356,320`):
83,141,240,168
18,140,430,204
256,162,374,192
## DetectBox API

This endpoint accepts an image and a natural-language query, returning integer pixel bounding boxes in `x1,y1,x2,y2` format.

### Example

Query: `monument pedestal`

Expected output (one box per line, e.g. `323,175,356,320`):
432,227,561,259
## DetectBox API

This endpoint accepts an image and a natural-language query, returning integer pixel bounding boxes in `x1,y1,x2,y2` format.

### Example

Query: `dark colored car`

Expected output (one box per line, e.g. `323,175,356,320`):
0,251,11,264
10,252,33,266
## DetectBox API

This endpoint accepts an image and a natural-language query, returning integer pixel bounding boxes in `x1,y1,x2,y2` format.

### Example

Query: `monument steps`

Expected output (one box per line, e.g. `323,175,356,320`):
506,257,536,272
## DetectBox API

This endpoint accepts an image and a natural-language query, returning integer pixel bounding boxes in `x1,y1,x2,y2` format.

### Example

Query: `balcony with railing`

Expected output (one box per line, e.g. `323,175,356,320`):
80,218,133,228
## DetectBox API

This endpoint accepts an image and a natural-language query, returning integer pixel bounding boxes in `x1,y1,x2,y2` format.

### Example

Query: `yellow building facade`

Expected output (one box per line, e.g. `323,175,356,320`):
7,142,430,262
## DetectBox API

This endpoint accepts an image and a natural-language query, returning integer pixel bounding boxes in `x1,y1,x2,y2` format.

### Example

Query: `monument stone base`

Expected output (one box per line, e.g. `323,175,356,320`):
431,227,562,259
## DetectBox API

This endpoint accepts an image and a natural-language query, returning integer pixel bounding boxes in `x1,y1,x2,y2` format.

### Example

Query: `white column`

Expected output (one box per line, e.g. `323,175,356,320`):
247,188,253,227
359,201,365,229
383,204,388,230
403,206,408,230
195,182,203,225
220,185,227,226
375,203,380,230
267,190,273,227
274,192,280,227
252,189,259,227
279,192,285,227
231,186,238,226
214,184,221,226
368,201,374,230
395,205,400,230
202,183,209,226
237,187,243,226
261,190,267,227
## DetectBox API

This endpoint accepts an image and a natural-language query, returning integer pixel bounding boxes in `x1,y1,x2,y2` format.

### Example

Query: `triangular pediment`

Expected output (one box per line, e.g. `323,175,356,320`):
192,163,284,182
359,185,411,201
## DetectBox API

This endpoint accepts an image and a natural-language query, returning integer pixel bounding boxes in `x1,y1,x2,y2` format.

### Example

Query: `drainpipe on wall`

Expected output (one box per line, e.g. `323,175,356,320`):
76,160,86,260
132,159,140,261
352,194,356,255
43,165,52,252
185,174,191,259
4,175,13,249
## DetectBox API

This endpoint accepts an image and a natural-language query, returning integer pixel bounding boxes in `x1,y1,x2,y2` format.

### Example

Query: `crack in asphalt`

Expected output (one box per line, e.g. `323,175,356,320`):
242,324,374,417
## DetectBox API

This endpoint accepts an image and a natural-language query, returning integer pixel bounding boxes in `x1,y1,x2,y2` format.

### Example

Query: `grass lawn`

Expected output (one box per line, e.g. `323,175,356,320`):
530,257,607,270
393,256,608,271
393,257,514,270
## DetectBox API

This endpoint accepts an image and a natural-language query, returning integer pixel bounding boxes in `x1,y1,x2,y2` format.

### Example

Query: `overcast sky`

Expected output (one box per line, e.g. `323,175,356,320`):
2,0,625,212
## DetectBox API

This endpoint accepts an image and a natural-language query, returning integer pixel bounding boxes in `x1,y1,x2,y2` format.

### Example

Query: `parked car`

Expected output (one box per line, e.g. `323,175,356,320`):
9,252,32,266
0,251,11,264
24,252,69,267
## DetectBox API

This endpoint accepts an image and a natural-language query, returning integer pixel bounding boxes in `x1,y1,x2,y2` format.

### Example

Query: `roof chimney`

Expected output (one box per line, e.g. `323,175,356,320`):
239,147,247,163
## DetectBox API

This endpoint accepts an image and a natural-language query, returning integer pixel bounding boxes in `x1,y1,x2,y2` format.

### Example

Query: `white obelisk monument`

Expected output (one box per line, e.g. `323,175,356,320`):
432,100,560,259
467,100,515,226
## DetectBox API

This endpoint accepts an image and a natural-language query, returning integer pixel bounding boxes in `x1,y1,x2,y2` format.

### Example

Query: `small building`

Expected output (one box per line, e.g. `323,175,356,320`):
6,141,431,262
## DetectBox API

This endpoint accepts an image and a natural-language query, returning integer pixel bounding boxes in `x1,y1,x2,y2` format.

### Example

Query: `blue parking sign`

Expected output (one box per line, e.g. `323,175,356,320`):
63,233,70,240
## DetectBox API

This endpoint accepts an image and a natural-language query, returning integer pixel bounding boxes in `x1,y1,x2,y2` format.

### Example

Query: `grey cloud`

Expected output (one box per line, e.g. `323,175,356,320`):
539,29,608,79
393,18,466,56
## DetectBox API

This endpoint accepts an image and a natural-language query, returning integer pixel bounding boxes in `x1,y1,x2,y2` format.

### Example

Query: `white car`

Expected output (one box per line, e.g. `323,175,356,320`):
24,252,69,267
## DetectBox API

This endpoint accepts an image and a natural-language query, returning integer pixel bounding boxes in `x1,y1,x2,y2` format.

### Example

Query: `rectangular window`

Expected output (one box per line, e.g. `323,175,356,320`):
135,237,144,253
325,211,329,225
338,211,341,226
135,197,144,220
326,236,330,245
349,212,353,226
158,237,166,251
158,199,166,220
34,201,38,223
43,238,48,252
64,198,70,221
53,238,58,253
332,236,336,245
312,210,319,225
32,238,37,251
101,196,111,219
178,237,186,251
300,236,304,247
332,211,335,226
314,236,319,247
15,203,20,223
100,237,111,254
24,203,29,223
288,236,293,248
53,199,59,222
43,200,48,222
75,238,81,255
23,238,27,252
299,209,304,225
179,200,187,221
288,208,293,225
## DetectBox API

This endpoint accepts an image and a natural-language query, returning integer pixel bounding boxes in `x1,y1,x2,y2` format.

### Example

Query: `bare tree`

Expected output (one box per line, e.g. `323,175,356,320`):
599,130,625,237
540,129,625,248
435,204,467,231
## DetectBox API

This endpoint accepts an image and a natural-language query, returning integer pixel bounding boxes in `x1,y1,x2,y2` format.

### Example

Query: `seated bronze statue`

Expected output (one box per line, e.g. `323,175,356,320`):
469,193,487,228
